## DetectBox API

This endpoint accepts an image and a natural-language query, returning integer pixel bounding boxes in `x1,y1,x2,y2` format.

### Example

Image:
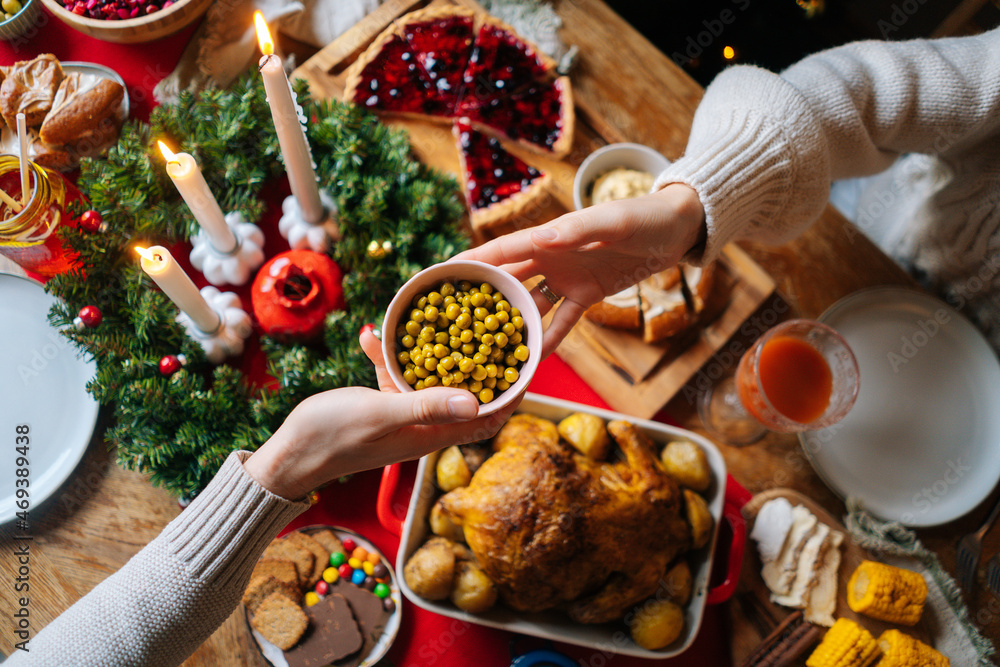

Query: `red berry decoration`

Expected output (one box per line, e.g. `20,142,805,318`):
78,305,102,328
79,210,104,233
250,250,346,341
159,355,183,376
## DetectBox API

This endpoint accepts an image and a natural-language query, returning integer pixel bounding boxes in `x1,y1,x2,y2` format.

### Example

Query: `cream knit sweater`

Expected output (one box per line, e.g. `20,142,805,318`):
6,452,308,666
657,27,1000,348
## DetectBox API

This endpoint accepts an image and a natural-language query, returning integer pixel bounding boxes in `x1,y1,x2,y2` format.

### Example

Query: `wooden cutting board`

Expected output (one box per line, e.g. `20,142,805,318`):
737,489,937,664
291,0,775,418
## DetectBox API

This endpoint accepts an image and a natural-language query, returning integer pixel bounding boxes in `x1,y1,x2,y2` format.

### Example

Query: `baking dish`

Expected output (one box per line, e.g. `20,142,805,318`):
377,393,745,658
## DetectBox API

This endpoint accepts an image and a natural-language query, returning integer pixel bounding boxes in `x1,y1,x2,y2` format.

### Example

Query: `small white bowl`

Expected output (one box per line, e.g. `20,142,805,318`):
381,260,543,417
573,142,672,210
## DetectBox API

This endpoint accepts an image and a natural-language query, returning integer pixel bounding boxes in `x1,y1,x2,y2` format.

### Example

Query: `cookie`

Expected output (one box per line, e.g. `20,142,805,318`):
285,531,329,587
263,538,316,588
250,592,309,651
251,558,300,589
310,529,347,558
243,574,301,614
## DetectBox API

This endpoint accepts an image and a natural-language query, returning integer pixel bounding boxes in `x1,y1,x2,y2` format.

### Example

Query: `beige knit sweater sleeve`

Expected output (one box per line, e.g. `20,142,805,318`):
6,452,309,667
656,26,1000,263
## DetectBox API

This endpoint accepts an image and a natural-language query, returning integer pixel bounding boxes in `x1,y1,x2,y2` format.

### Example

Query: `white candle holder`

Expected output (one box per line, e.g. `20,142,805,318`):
278,189,339,253
177,286,253,364
189,212,266,287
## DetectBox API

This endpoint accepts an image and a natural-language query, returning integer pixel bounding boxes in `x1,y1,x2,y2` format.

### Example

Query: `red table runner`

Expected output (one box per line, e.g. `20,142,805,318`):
4,11,738,665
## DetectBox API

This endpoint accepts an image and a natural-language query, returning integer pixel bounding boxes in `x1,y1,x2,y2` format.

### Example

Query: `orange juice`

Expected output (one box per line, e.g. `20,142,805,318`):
755,336,833,423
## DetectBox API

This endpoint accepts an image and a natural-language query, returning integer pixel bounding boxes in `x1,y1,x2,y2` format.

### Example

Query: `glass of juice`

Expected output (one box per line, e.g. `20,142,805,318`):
0,154,74,279
698,319,859,445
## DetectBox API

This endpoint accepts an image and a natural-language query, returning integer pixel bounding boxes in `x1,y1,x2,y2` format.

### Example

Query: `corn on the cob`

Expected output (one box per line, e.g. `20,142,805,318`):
847,560,927,625
876,629,949,666
806,618,880,667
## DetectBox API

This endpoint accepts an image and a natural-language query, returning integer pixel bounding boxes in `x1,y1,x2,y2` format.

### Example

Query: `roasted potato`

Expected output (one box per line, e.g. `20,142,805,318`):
493,413,558,452
558,412,611,460
660,440,711,492
436,445,472,492
662,560,693,606
429,500,466,542
450,561,498,613
629,599,685,650
684,489,713,549
404,537,456,600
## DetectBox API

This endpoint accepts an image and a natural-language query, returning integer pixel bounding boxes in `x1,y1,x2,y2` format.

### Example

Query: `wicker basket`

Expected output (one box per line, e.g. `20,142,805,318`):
39,0,212,44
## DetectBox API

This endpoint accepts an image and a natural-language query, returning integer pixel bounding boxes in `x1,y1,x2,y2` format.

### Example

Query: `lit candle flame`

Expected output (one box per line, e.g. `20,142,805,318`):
255,12,274,56
723,45,735,60
158,141,180,165
135,246,156,262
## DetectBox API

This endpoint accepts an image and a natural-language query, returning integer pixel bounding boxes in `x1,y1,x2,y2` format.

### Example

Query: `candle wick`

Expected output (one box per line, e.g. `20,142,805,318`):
154,253,163,262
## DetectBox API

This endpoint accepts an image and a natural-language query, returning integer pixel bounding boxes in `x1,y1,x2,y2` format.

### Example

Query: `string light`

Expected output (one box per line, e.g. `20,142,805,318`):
723,45,736,60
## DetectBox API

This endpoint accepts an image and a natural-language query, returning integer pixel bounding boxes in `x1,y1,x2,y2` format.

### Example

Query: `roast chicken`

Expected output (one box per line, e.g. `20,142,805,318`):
437,415,692,624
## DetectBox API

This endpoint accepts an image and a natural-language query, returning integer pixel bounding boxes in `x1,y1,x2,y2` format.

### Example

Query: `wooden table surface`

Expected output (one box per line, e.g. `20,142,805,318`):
2,1,999,664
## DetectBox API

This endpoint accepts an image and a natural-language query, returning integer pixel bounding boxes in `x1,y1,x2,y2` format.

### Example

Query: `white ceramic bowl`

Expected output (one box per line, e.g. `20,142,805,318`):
381,259,543,417
573,142,672,210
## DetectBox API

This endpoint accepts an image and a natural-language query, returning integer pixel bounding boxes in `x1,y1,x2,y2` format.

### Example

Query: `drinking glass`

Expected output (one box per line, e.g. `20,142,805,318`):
698,319,860,445
0,154,73,278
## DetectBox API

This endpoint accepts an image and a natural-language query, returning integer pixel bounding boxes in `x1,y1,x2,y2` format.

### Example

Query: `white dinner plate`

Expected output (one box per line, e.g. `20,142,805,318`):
800,286,1000,527
0,272,99,525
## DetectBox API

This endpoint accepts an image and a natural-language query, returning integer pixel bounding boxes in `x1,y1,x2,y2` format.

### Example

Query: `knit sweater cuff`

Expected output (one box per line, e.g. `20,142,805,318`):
162,451,309,590
653,66,832,263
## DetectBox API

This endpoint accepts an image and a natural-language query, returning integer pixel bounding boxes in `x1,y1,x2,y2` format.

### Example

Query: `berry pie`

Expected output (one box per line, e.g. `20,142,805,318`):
454,118,550,229
344,7,574,227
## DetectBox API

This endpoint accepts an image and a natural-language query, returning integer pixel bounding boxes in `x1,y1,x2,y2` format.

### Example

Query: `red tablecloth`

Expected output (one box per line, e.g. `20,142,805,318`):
3,11,738,666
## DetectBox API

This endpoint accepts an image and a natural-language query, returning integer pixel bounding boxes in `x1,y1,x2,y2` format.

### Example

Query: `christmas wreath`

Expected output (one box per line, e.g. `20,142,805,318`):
46,74,468,499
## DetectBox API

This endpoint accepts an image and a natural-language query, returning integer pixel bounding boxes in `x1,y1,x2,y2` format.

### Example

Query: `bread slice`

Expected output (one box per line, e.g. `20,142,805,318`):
39,74,124,146
249,592,309,651
262,538,316,588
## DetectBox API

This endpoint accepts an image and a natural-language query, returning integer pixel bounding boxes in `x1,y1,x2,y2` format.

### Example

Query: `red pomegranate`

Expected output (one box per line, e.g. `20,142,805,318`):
251,250,345,340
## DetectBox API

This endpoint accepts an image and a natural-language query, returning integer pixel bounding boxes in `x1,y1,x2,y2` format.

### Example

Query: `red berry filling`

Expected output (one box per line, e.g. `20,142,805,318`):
460,23,551,106
458,78,567,153
455,119,543,212
402,14,476,110
350,34,450,117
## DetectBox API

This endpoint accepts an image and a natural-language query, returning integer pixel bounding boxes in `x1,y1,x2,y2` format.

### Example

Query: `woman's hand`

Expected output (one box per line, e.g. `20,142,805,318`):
455,183,705,357
244,330,519,499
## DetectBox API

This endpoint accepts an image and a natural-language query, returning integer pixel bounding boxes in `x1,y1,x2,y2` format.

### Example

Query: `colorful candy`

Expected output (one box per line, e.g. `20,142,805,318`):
315,580,329,596
304,591,320,606
374,583,390,599
373,563,389,579
351,546,369,561
351,569,367,585
366,552,381,565
363,561,375,576
322,567,339,584
338,564,353,580
348,557,363,570
342,538,357,553
330,551,346,567
363,576,377,591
